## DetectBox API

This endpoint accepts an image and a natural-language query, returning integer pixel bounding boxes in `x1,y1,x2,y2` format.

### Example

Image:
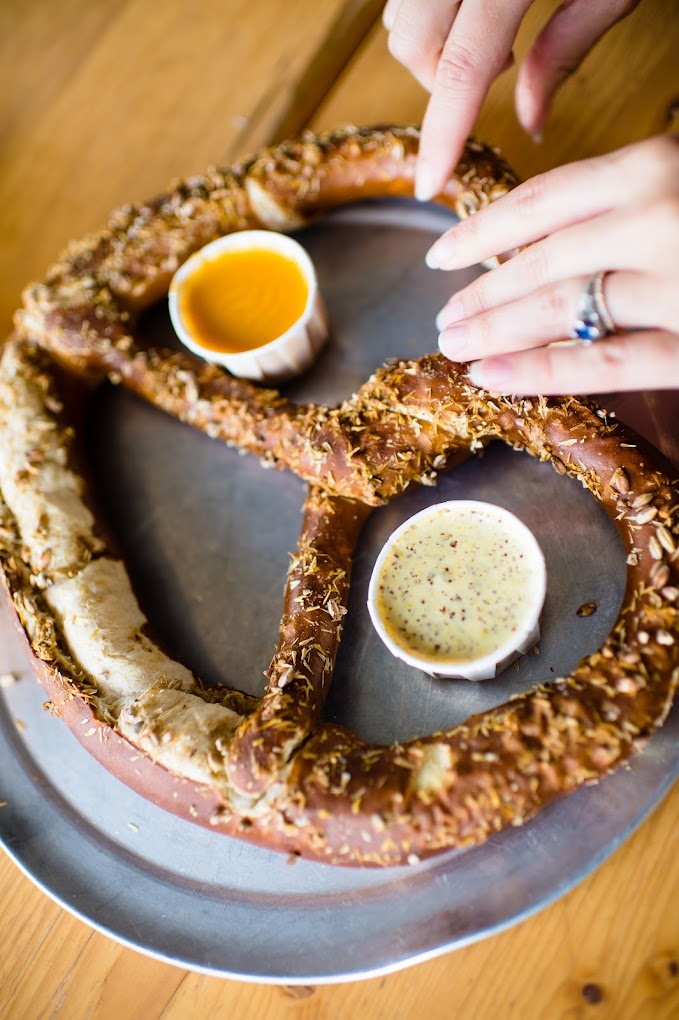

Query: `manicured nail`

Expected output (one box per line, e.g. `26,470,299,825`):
426,235,454,268
468,357,513,390
415,162,438,202
425,244,443,269
438,324,466,358
435,299,464,331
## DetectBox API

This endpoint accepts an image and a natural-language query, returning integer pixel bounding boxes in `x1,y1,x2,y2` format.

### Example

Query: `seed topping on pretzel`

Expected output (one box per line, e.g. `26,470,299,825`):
0,126,678,866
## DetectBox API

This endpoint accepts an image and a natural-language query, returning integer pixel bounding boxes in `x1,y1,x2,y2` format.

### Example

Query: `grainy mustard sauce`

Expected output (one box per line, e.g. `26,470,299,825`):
375,505,542,664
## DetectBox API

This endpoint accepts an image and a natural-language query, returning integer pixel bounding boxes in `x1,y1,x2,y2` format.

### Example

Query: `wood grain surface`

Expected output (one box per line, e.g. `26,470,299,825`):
1,2,679,1018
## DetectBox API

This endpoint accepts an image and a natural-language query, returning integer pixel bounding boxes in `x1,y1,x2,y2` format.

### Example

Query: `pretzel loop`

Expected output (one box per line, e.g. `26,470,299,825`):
1,126,678,866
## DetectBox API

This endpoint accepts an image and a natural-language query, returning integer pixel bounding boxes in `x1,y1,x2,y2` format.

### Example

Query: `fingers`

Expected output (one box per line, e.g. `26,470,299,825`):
424,137,679,271
466,330,679,396
516,0,641,136
433,208,652,328
386,0,642,200
431,135,679,338
438,271,679,362
415,0,531,200
385,0,460,93
382,0,402,31
432,135,679,397
433,186,679,326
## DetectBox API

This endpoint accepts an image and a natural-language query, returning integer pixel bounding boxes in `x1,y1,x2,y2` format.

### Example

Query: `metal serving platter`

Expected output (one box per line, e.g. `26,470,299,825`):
1,202,678,984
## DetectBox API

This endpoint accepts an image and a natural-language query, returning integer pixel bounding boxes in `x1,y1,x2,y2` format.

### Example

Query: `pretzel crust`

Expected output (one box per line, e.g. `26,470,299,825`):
2,125,678,867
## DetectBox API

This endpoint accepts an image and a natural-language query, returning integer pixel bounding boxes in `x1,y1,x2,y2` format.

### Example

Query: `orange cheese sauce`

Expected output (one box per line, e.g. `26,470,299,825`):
178,247,309,353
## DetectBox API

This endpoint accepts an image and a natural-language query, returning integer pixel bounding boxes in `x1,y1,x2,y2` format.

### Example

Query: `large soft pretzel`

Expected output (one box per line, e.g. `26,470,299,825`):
1,125,678,866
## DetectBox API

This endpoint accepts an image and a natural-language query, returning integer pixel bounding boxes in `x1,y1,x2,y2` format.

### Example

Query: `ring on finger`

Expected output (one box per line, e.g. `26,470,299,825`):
570,271,616,344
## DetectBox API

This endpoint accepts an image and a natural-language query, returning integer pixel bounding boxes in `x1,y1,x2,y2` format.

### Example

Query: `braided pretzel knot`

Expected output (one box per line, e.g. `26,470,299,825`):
1,126,678,866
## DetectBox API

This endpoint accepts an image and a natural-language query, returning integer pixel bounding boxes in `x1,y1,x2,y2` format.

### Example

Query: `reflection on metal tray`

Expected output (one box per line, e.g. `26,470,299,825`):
1,201,678,984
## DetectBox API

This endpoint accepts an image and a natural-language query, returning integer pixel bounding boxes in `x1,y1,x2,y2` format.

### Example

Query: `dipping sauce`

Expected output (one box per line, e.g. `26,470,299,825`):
169,230,328,383
367,501,546,680
177,247,308,354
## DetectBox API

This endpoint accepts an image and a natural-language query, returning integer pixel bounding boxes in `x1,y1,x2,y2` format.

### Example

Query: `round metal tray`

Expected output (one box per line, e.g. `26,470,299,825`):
1,201,678,983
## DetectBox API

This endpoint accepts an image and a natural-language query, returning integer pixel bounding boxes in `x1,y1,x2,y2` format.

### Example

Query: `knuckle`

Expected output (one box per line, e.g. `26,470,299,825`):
387,29,414,65
537,284,571,327
595,342,628,377
521,242,551,289
468,309,495,348
434,42,480,97
456,206,483,245
387,29,427,74
514,174,547,221
540,352,561,391
591,145,630,178
462,278,491,316
524,347,560,393
634,135,679,195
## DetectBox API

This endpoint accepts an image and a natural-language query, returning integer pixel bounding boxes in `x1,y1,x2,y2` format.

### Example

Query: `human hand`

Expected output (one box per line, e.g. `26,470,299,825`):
383,0,640,201
428,135,679,395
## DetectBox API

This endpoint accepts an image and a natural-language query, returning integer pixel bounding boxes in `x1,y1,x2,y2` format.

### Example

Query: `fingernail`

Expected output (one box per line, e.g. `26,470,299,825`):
438,324,466,358
435,299,464,331
469,357,513,391
426,235,453,269
425,244,443,269
415,163,438,202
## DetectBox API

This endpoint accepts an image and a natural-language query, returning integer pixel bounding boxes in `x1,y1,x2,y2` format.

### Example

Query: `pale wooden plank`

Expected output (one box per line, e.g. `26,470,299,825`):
261,0,385,145
0,0,352,335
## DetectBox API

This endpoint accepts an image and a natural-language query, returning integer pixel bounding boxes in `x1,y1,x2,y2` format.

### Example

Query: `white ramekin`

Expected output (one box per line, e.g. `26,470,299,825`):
168,230,328,383
367,500,547,681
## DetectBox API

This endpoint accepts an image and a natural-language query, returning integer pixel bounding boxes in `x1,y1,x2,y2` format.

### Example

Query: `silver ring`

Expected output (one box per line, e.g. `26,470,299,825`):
570,271,615,344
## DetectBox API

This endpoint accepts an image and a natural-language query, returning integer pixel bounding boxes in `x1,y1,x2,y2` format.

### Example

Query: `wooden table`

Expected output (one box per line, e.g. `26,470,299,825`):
1,2,678,1017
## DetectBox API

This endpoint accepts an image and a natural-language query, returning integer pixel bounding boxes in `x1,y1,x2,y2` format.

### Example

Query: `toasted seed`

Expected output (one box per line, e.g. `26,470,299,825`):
649,535,664,560
632,493,654,509
661,586,679,601
577,602,597,617
635,507,658,524
656,525,676,554
657,630,675,646
36,548,52,571
650,562,671,588
610,467,630,494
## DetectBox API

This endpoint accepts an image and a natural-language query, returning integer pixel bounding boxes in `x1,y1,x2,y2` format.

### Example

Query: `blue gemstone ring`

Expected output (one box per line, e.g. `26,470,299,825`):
570,271,616,344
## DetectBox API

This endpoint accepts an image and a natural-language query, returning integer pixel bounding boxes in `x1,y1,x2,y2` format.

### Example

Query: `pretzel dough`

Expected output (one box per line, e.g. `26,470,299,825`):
1,126,678,866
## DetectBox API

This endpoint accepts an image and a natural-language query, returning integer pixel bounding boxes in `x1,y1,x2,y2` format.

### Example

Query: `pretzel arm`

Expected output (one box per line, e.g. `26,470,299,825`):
226,488,371,797
19,284,480,504
283,647,675,867
16,127,518,505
